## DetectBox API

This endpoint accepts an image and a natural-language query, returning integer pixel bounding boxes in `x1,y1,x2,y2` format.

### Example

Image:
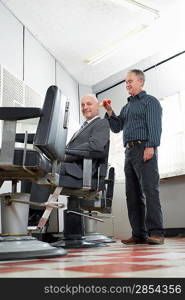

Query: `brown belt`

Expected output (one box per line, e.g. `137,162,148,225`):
127,140,142,148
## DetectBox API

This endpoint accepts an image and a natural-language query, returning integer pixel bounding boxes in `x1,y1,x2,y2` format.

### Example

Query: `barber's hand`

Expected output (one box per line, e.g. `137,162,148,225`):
101,99,113,116
143,147,154,162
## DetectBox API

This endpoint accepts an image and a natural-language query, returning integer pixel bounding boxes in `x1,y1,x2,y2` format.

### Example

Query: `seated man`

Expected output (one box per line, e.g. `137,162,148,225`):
61,94,110,179
28,94,110,230
59,94,110,246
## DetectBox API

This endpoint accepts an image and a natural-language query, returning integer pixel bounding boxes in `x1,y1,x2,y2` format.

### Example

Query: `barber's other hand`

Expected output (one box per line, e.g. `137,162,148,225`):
143,147,154,162
101,99,113,116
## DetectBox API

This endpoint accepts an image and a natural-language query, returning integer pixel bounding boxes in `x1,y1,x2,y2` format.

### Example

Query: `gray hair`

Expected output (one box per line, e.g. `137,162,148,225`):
128,69,145,82
80,94,98,103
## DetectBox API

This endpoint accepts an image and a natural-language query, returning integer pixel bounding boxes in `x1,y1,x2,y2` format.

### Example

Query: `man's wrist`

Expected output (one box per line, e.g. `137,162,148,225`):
107,110,113,117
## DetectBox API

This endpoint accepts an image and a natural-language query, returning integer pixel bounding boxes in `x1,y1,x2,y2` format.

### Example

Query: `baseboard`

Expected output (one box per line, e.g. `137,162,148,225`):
164,228,185,237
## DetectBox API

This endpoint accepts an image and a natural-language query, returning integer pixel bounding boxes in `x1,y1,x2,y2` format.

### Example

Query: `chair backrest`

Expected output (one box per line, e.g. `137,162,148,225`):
34,85,69,162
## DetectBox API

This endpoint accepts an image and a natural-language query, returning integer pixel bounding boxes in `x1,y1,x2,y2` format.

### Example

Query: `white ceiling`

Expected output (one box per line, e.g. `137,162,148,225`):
1,0,185,87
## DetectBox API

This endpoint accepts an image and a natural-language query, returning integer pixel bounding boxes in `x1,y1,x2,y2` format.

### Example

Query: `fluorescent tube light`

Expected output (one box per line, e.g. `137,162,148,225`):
109,0,159,17
84,24,148,65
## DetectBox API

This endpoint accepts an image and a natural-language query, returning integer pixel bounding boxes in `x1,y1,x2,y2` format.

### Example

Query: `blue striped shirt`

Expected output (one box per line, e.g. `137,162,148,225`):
105,91,162,147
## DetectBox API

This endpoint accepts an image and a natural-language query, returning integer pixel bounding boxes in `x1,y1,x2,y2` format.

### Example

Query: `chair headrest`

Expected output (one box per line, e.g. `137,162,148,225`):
34,85,69,162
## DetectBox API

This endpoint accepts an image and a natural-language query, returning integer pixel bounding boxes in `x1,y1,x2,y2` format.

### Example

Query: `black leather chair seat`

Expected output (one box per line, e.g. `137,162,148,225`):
0,148,52,179
58,159,107,200
59,175,98,189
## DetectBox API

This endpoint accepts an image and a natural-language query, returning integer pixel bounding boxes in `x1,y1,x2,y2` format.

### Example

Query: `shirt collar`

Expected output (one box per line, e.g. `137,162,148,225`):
127,90,146,102
85,115,100,124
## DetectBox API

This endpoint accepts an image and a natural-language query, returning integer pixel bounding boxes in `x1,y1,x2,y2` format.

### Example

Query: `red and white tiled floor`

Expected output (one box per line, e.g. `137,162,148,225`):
1,237,185,278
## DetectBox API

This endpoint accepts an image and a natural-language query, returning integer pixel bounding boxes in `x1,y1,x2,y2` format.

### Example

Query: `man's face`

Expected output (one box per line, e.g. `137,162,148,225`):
125,72,144,96
81,96,99,120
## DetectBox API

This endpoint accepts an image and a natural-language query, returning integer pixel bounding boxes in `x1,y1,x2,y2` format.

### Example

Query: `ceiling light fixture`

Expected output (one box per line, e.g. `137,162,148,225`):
84,0,159,66
84,24,148,65
109,0,159,17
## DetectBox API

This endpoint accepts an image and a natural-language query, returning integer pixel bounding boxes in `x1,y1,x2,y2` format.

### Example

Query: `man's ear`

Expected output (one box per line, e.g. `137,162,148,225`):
139,78,144,87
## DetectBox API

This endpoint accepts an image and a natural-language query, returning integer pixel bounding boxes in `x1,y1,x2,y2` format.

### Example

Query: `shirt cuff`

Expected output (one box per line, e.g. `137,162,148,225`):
105,111,117,119
145,142,155,148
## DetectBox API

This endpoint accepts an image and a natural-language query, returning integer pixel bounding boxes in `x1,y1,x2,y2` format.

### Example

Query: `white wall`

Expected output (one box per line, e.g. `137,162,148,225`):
94,51,185,109
0,1,23,80
160,176,185,229
56,62,79,142
24,29,56,98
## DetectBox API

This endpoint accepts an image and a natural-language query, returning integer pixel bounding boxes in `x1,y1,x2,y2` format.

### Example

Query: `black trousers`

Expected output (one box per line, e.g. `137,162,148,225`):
124,142,164,239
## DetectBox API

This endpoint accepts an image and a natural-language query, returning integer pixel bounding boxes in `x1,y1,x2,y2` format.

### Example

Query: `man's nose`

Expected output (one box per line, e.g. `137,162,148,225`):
83,104,88,109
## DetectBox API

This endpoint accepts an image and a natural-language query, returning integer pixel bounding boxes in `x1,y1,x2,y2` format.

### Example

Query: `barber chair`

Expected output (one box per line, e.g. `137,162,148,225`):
51,143,115,248
81,166,116,243
0,85,69,260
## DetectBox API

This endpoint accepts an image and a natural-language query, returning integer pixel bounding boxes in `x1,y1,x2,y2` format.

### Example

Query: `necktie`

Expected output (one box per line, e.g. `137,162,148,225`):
71,121,88,140
80,121,88,129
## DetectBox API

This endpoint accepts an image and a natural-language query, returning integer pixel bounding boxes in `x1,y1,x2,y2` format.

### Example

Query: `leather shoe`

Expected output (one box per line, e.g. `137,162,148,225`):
147,235,164,245
121,237,147,245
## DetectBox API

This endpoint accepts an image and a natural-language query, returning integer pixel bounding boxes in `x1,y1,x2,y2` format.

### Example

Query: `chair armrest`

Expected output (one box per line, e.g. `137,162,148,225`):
0,107,42,121
65,148,105,159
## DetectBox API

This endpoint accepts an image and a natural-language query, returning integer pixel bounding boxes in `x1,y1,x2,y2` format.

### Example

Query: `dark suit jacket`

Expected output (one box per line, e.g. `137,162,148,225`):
61,117,110,179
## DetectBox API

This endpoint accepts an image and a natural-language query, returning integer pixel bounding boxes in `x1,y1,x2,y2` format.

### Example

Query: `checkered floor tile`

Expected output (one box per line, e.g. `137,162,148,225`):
1,237,185,278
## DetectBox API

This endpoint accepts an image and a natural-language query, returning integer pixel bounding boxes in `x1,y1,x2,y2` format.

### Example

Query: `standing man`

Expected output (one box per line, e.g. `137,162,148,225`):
103,69,164,245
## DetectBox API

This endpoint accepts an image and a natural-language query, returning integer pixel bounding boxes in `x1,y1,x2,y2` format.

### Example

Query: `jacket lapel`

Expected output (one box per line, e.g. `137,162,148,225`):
68,117,100,143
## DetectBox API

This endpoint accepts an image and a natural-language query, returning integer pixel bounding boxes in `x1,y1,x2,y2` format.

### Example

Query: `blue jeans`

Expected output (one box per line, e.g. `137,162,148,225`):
124,142,164,239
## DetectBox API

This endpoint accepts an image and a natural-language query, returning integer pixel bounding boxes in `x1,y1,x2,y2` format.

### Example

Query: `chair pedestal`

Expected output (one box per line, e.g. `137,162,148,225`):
51,198,107,249
84,212,116,243
0,193,67,260
52,237,105,249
